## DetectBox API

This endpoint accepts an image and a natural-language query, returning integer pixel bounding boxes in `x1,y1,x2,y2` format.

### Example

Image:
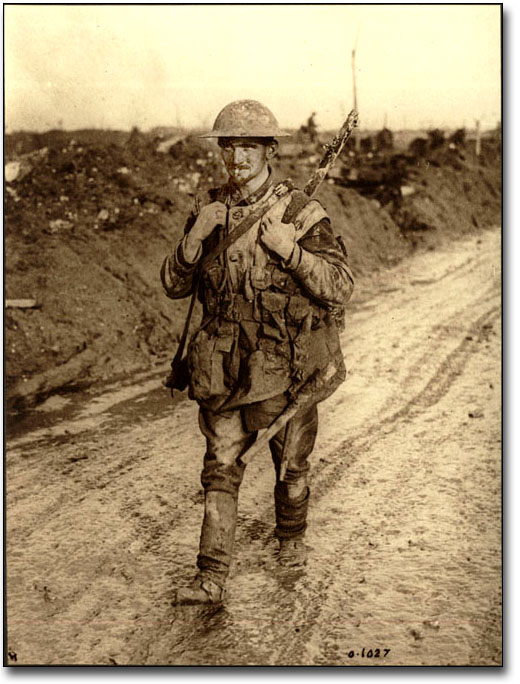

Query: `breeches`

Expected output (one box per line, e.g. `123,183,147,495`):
198,402,319,497
195,403,318,585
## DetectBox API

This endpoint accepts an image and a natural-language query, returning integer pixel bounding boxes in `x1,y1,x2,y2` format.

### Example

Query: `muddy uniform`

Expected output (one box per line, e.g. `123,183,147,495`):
161,171,354,593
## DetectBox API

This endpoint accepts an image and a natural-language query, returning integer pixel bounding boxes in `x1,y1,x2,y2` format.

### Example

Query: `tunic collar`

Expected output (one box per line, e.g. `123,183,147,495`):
224,166,276,207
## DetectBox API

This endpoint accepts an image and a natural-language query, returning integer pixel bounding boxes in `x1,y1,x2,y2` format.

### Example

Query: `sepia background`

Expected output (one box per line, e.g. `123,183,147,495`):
4,2,505,669
6,3,501,132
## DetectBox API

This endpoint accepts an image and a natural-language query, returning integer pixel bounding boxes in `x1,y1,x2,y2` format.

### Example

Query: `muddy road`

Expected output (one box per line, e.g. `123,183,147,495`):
5,227,501,666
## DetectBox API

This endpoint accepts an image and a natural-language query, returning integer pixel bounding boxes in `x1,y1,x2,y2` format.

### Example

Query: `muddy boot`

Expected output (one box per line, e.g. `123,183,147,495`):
274,483,310,566
278,538,308,567
184,489,239,600
172,576,224,605
173,490,237,604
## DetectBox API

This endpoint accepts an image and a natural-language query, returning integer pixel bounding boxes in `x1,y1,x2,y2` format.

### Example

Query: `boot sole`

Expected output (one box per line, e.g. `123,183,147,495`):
172,587,223,606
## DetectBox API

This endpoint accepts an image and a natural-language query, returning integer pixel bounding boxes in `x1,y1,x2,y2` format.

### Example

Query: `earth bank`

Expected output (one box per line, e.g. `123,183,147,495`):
4,127,501,411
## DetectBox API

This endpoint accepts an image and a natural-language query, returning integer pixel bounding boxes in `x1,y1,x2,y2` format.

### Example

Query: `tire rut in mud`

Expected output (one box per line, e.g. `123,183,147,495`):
260,305,501,665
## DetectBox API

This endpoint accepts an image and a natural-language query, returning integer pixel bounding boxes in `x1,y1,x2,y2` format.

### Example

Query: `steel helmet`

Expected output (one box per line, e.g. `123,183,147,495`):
200,100,290,138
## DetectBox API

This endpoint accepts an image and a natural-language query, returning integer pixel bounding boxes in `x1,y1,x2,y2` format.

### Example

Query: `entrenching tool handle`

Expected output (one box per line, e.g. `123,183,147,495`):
239,403,300,467
238,364,338,470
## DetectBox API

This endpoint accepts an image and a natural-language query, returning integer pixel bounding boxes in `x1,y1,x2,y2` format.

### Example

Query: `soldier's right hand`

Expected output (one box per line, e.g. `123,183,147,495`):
189,201,227,242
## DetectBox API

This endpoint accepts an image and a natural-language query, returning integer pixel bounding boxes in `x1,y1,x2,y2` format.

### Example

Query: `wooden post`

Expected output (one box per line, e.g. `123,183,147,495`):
351,46,361,152
475,119,481,157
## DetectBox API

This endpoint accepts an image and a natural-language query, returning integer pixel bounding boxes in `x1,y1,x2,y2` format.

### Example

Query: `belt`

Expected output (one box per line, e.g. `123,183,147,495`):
210,293,324,325
214,294,256,322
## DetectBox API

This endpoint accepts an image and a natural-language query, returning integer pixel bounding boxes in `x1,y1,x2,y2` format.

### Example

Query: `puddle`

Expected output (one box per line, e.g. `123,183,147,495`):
5,370,183,447
34,395,73,413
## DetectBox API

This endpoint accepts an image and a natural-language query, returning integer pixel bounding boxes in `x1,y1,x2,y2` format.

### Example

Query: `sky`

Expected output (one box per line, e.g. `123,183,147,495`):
4,3,502,133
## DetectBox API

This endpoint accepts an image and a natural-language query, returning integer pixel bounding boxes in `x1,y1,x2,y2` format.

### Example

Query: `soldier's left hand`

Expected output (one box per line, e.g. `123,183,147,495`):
259,198,297,260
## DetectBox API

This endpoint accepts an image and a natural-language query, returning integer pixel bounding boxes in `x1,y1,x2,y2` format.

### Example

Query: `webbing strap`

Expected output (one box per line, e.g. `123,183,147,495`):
199,180,296,272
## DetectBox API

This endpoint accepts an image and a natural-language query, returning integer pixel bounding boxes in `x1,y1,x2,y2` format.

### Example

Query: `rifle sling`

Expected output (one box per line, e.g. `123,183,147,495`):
170,270,200,370
199,180,296,272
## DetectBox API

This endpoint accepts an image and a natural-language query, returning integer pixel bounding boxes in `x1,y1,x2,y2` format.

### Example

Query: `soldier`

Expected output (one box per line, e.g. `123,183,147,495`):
161,100,354,605
306,111,318,143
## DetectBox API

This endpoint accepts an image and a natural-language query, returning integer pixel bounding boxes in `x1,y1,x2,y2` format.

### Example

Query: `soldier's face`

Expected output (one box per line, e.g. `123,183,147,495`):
219,138,275,186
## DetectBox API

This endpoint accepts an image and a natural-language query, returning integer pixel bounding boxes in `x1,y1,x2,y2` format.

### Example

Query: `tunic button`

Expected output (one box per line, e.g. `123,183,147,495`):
231,209,243,221
229,253,238,262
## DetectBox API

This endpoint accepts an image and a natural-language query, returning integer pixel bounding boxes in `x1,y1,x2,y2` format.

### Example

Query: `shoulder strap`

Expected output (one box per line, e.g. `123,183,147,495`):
199,180,294,271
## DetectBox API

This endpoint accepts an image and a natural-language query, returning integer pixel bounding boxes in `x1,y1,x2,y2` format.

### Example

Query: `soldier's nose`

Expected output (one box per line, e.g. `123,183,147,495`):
233,148,247,163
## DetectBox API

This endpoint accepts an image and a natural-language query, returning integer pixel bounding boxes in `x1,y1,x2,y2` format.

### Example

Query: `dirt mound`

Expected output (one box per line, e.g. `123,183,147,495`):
4,129,501,409
329,134,501,250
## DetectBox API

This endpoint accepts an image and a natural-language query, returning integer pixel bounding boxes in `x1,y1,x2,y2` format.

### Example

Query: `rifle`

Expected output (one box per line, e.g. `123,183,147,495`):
303,109,359,197
237,111,360,477
164,110,359,395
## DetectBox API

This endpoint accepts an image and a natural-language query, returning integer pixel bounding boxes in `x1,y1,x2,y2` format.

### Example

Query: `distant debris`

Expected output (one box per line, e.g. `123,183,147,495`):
400,185,416,197
5,161,25,183
171,172,202,194
360,136,375,154
126,126,146,147
47,219,74,234
296,112,318,145
6,186,20,202
156,135,184,154
409,137,428,158
449,128,466,146
5,147,48,183
6,299,39,309
427,129,445,150
375,128,394,152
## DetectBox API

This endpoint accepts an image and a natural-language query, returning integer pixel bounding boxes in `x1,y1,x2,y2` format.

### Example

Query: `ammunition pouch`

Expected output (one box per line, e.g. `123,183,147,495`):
222,346,292,410
259,291,289,341
187,325,237,407
250,262,300,294
205,291,324,327
194,252,343,408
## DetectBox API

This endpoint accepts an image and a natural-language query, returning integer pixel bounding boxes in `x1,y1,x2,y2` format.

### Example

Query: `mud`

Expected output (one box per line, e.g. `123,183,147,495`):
5,226,501,666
